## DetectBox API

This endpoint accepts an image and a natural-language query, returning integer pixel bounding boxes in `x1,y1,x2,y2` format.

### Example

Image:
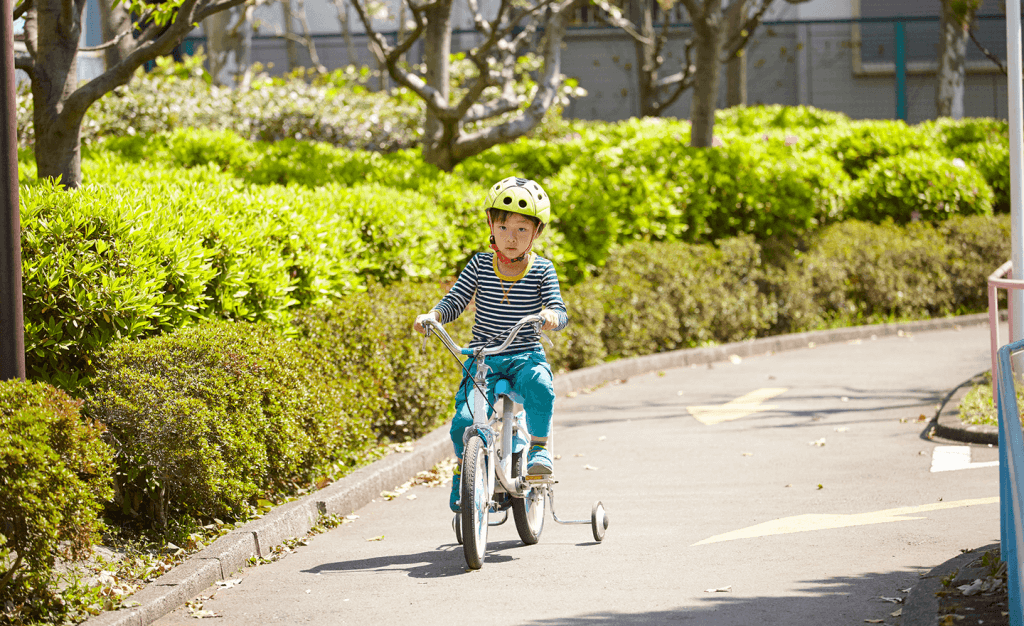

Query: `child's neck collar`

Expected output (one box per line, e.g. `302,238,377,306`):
493,253,533,280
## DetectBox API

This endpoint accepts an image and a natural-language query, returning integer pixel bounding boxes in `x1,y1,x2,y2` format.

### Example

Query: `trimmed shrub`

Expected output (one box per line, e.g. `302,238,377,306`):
938,214,1012,312
0,380,112,621
923,117,1011,214
846,151,994,224
715,104,852,134
779,220,956,324
805,120,938,179
86,321,376,528
596,236,776,358
546,279,608,373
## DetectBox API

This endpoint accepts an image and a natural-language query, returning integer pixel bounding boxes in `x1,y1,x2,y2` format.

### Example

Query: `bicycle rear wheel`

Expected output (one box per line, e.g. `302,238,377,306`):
461,436,489,569
511,450,545,544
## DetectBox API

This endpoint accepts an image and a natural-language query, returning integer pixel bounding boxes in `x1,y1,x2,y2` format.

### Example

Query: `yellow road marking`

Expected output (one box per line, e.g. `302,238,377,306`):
687,388,789,425
692,497,999,546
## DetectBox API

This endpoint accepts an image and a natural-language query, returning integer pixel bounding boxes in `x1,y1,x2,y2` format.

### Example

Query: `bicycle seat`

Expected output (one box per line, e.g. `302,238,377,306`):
493,379,525,404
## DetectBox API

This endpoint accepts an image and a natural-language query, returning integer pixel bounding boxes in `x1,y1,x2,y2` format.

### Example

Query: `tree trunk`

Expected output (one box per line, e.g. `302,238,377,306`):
96,0,133,70
421,0,454,169
690,1,724,147
282,0,300,71
936,0,969,119
725,0,747,107
204,8,252,86
631,0,659,116
32,0,84,185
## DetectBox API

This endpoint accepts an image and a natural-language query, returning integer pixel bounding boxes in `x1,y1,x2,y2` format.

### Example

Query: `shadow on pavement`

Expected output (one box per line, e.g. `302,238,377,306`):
520,569,917,625
299,539,532,579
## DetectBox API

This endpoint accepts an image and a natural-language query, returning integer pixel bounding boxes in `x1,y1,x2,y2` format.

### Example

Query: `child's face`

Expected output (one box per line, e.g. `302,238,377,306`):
489,212,539,261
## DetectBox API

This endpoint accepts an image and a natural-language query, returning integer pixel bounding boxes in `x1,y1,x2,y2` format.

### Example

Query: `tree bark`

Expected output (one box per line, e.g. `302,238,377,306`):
936,0,971,119
688,0,724,147
96,0,133,70
31,0,84,184
282,0,300,70
630,0,658,116
725,0,747,107
421,0,454,169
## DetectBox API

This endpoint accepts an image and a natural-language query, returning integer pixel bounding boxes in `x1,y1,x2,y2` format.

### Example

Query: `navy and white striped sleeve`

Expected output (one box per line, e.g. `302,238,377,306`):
539,260,569,331
432,254,480,324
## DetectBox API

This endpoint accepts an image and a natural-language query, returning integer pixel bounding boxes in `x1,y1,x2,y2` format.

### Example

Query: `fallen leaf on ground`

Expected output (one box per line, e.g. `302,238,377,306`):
215,579,242,589
189,609,220,619
863,620,883,624
890,608,902,617
367,535,384,542
741,452,753,456
704,586,732,593
729,355,742,364
809,438,826,447
878,596,902,603
584,464,599,470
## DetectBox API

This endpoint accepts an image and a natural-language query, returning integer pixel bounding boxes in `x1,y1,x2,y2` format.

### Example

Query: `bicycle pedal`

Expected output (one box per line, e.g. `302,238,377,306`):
525,474,556,483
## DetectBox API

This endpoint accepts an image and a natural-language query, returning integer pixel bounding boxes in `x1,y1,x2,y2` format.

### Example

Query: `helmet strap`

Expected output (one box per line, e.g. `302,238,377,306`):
488,223,535,266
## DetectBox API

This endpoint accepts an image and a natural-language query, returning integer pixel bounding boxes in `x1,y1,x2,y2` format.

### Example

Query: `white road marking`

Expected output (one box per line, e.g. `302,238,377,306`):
930,445,1000,472
687,388,788,425
692,497,999,546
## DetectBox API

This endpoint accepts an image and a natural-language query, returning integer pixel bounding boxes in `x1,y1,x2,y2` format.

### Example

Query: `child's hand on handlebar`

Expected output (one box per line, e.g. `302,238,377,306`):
539,309,560,331
414,311,441,335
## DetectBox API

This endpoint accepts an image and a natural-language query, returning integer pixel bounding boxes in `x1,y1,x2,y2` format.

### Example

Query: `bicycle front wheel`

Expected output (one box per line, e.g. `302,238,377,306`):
461,436,489,569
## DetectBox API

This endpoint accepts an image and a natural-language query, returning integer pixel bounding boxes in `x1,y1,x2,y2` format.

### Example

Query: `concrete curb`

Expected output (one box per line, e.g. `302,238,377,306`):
84,427,453,626
901,543,1001,626
931,372,999,446
82,312,993,626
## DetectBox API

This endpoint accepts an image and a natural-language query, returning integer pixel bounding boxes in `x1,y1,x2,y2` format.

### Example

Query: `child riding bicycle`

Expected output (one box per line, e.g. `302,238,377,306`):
413,176,569,513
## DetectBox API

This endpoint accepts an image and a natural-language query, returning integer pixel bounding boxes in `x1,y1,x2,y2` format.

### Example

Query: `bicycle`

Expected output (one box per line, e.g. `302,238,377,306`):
421,314,609,570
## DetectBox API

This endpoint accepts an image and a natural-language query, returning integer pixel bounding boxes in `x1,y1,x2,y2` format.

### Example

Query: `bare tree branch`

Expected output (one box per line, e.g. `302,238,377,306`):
64,0,235,118
592,0,652,45
969,25,1006,74
14,54,35,74
13,0,31,20
465,0,492,37
453,0,580,159
195,0,250,23
78,28,131,52
349,0,447,111
720,0,771,62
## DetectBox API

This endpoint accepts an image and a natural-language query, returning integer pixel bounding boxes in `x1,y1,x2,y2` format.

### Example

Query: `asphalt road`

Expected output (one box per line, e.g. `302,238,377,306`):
154,324,999,625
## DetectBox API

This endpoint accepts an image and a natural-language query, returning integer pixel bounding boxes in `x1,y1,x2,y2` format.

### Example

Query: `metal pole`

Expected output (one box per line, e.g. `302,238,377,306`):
1009,0,1024,344
0,0,25,382
894,19,907,121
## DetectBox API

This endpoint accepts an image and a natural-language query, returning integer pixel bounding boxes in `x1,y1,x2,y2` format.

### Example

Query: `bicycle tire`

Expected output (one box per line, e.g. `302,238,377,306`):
461,436,489,569
511,450,545,545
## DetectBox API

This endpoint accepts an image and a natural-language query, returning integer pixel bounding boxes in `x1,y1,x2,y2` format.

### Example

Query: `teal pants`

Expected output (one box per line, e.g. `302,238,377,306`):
450,349,555,459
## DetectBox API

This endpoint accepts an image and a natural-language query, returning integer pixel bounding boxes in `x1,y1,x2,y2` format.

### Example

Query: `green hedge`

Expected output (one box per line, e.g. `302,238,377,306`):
847,151,994,224
84,280,465,530
0,380,112,622
17,109,1014,389
547,214,1010,372
19,164,469,389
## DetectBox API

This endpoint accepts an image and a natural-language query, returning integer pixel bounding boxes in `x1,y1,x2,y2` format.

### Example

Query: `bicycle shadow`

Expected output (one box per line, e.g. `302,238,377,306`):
299,539,530,579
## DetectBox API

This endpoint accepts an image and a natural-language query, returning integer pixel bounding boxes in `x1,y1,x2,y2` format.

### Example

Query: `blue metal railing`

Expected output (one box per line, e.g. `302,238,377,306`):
996,339,1024,625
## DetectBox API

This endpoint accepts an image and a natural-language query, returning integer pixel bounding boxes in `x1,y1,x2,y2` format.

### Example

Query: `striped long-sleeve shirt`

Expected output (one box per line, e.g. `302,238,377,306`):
433,253,569,352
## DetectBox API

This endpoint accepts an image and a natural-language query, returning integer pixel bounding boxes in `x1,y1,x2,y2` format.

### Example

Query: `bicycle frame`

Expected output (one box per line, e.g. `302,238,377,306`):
424,315,544,500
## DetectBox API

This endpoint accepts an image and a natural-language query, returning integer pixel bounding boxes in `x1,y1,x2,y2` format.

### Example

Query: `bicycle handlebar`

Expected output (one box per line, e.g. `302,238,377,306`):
422,314,545,357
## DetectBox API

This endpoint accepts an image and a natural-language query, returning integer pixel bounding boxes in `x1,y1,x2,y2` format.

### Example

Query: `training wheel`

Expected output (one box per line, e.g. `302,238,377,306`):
591,501,608,542
453,513,463,545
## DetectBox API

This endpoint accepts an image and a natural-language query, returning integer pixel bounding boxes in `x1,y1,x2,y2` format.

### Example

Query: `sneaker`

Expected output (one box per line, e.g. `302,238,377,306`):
450,465,461,512
526,444,553,475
